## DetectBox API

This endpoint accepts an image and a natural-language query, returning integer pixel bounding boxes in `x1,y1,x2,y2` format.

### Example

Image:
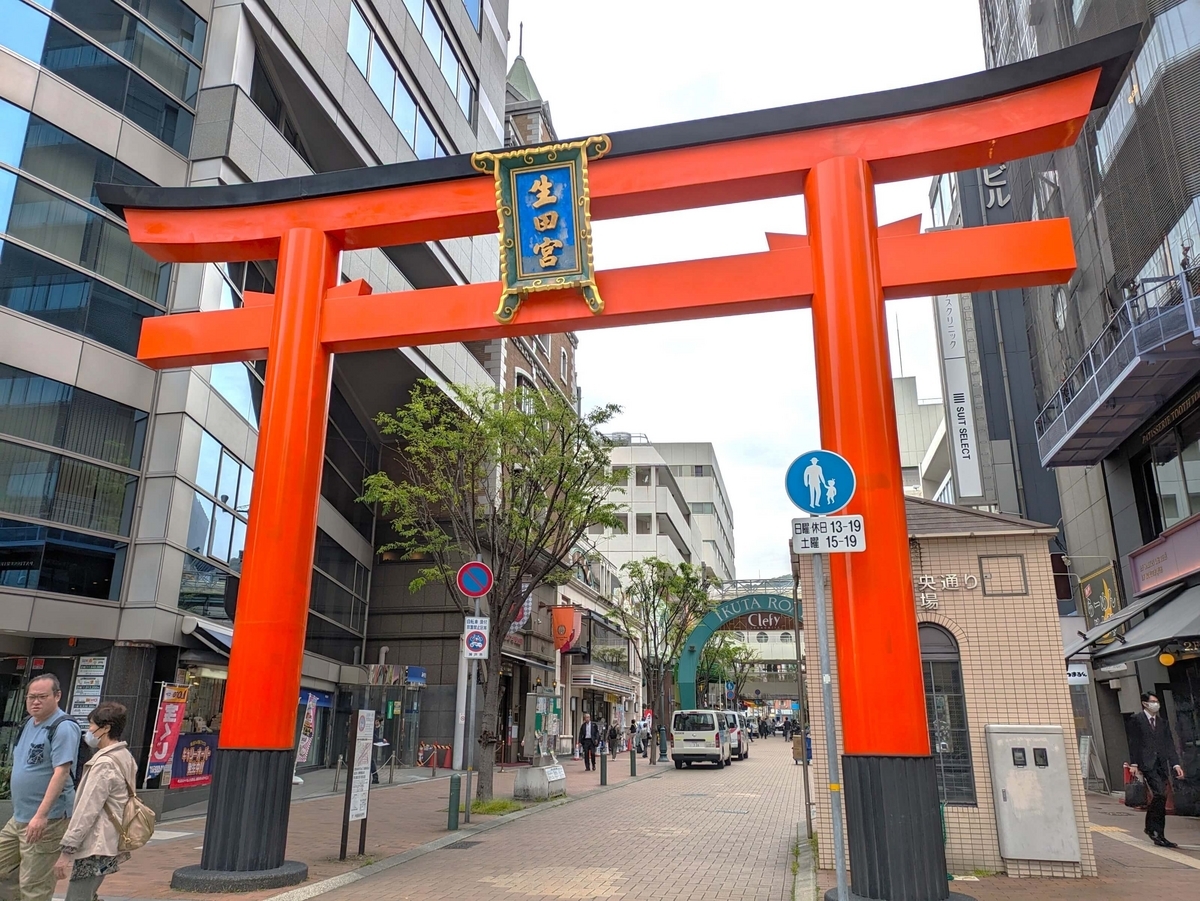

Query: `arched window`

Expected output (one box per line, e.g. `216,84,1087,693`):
780,632,793,643
920,623,975,805
756,632,769,643
734,632,746,642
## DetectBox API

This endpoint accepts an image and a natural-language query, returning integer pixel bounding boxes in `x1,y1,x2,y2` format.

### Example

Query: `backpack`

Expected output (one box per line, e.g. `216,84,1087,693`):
19,713,88,788
101,760,156,853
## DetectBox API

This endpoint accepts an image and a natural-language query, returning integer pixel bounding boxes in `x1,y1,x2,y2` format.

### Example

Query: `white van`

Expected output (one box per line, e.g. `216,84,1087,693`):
727,710,750,760
669,709,732,768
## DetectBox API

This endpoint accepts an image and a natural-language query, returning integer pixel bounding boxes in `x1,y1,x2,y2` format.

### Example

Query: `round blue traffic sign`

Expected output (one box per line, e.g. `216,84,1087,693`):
465,630,487,653
456,561,494,598
785,450,856,515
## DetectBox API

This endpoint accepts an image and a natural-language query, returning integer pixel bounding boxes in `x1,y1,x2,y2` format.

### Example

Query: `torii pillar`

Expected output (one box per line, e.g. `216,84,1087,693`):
99,26,1138,898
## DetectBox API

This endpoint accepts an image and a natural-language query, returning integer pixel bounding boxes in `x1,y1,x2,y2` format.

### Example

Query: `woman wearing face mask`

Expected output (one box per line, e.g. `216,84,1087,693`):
52,702,137,901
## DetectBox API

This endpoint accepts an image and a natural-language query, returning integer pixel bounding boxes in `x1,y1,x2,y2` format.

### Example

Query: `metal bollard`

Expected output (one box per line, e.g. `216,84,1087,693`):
630,746,637,777
600,748,608,786
447,773,461,831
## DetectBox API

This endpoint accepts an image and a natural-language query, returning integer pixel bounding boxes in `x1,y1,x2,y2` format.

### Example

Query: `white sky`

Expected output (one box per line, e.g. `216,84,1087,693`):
505,0,985,579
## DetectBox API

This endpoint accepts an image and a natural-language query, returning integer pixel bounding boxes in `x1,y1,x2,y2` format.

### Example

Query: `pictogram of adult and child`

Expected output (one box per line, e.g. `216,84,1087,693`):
803,457,838,509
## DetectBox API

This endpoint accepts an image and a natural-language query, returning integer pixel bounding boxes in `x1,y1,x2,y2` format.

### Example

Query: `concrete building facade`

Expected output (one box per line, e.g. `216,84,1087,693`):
977,0,1200,793
0,0,522,804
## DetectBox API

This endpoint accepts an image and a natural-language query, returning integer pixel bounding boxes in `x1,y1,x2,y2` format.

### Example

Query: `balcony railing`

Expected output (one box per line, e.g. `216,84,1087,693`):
1035,265,1200,465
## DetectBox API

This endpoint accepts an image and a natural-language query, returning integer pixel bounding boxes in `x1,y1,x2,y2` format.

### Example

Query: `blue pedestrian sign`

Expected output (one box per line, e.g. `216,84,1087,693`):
785,450,856,515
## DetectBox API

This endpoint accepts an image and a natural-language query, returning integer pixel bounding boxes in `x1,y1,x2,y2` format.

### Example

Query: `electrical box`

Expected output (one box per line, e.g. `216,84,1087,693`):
984,725,1080,863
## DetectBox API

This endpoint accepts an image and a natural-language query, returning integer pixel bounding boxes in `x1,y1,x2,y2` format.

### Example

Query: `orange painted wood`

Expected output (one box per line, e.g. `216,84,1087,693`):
136,220,1074,367
806,156,929,757
220,228,339,750
122,72,1099,262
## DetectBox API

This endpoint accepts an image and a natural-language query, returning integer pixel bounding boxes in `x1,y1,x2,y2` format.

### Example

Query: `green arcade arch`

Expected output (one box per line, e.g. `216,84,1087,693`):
676,594,798,709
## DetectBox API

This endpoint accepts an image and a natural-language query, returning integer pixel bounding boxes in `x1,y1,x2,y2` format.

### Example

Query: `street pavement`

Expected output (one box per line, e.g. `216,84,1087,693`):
43,733,1200,901
313,736,806,901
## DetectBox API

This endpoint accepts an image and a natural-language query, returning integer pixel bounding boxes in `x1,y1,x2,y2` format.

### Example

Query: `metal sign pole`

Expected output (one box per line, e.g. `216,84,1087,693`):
463,592,481,824
813,552,848,901
338,714,355,860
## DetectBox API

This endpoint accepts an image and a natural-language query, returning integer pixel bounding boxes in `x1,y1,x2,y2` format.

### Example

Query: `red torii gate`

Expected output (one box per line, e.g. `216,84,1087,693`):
100,26,1137,898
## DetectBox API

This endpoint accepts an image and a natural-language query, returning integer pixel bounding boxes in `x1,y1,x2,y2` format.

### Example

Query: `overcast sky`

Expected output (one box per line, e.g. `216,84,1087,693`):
506,1,985,579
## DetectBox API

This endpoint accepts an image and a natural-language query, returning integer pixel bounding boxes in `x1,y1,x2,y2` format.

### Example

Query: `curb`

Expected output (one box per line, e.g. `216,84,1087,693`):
267,769,666,901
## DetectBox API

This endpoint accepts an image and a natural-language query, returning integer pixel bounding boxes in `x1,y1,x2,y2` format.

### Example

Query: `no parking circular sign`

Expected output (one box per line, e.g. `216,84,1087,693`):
456,561,494,598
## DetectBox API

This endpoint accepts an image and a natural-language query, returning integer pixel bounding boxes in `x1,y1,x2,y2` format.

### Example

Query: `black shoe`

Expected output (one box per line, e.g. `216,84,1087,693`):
1154,835,1178,848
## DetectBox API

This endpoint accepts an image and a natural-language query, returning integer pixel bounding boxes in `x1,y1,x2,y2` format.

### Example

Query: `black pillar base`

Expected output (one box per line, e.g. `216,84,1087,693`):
825,891,976,901
843,755,950,901
171,748,307,891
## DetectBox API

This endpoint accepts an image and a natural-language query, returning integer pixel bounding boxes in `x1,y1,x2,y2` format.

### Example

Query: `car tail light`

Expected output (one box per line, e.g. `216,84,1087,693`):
714,731,721,747
667,731,674,744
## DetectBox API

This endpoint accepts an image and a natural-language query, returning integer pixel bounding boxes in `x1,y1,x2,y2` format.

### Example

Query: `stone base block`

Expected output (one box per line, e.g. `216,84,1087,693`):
513,764,567,801
171,861,308,892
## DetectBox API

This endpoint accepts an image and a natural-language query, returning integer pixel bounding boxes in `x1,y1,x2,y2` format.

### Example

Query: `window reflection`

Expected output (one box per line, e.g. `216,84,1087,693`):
195,431,220,495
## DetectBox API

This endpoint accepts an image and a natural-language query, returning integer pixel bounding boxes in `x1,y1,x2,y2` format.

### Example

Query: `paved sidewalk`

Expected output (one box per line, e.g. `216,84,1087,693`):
814,791,1200,900
315,736,805,901
86,748,647,901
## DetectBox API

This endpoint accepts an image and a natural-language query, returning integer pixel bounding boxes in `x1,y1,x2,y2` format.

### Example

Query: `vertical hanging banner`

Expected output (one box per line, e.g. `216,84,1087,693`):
146,684,189,784
471,136,611,323
296,693,318,765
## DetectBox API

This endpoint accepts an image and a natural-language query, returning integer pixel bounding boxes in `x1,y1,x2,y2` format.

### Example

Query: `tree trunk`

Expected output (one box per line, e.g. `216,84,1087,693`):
475,668,503,801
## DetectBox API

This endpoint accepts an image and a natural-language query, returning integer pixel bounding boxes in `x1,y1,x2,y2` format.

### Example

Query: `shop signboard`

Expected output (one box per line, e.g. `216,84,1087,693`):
146,684,189,784
1079,565,1122,645
296,693,318,765
69,656,107,723
171,733,218,787
349,709,374,822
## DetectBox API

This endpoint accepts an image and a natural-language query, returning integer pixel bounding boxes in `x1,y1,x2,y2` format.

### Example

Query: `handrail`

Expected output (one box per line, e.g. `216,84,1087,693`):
1035,264,1200,451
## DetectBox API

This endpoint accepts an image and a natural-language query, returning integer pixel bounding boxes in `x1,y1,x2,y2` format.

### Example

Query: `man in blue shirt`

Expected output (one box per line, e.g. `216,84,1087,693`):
0,674,80,901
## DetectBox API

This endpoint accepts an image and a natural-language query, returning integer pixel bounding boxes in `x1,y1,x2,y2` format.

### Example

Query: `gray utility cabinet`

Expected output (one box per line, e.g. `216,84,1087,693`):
984,724,1081,863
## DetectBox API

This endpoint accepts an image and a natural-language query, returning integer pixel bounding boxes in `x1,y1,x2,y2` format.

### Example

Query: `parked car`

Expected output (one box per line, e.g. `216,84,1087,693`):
669,709,732,768
727,710,750,760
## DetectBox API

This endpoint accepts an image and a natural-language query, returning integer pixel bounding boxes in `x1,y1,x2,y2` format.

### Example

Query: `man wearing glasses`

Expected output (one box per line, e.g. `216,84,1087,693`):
0,674,81,901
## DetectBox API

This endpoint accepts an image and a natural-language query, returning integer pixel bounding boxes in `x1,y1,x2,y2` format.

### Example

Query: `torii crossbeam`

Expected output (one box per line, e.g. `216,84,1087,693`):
100,26,1137,898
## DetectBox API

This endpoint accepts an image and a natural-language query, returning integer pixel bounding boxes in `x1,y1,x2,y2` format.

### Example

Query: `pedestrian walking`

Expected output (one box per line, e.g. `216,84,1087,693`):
54,702,141,901
0,674,81,901
578,714,601,771
607,722,620,760
1127,692,1185,848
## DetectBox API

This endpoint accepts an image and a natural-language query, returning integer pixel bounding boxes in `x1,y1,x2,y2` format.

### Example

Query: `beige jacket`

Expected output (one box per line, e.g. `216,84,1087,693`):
60,743,136,860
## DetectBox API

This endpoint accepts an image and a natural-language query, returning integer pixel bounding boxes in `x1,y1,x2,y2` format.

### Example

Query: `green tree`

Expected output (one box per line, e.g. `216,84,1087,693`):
609,558,715,762
697,635,757,706
362,380,621,800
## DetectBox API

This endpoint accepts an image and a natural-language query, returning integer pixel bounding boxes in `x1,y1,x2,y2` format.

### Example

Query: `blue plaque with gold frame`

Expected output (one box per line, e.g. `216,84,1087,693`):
471,136,610,323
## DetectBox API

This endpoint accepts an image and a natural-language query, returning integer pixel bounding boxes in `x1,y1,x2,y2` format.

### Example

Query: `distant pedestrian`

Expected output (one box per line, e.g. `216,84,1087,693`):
607,722,620,760
54,702,140,901
1127,692,1185,848
0,674,81,901
578,714,601,772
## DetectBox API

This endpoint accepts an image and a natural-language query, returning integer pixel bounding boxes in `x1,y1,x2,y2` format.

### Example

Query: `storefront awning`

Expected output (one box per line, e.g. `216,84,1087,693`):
1092,585,1200,666
1062,583,1183,659
182,616,234,656
501,651,554,672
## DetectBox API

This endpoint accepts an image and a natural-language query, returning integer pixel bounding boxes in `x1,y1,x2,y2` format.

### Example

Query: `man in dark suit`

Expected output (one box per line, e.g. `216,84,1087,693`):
1128,691,1186,847
578,714,600,772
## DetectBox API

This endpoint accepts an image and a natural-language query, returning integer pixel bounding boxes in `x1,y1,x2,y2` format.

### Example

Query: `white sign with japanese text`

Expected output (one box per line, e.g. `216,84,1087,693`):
349,709,374,822
792,516,866,554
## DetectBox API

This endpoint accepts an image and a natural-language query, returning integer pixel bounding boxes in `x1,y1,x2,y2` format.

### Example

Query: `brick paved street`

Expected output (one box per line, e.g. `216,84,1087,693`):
312,735,807,901
815,790,1200,901
87,749,643,901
